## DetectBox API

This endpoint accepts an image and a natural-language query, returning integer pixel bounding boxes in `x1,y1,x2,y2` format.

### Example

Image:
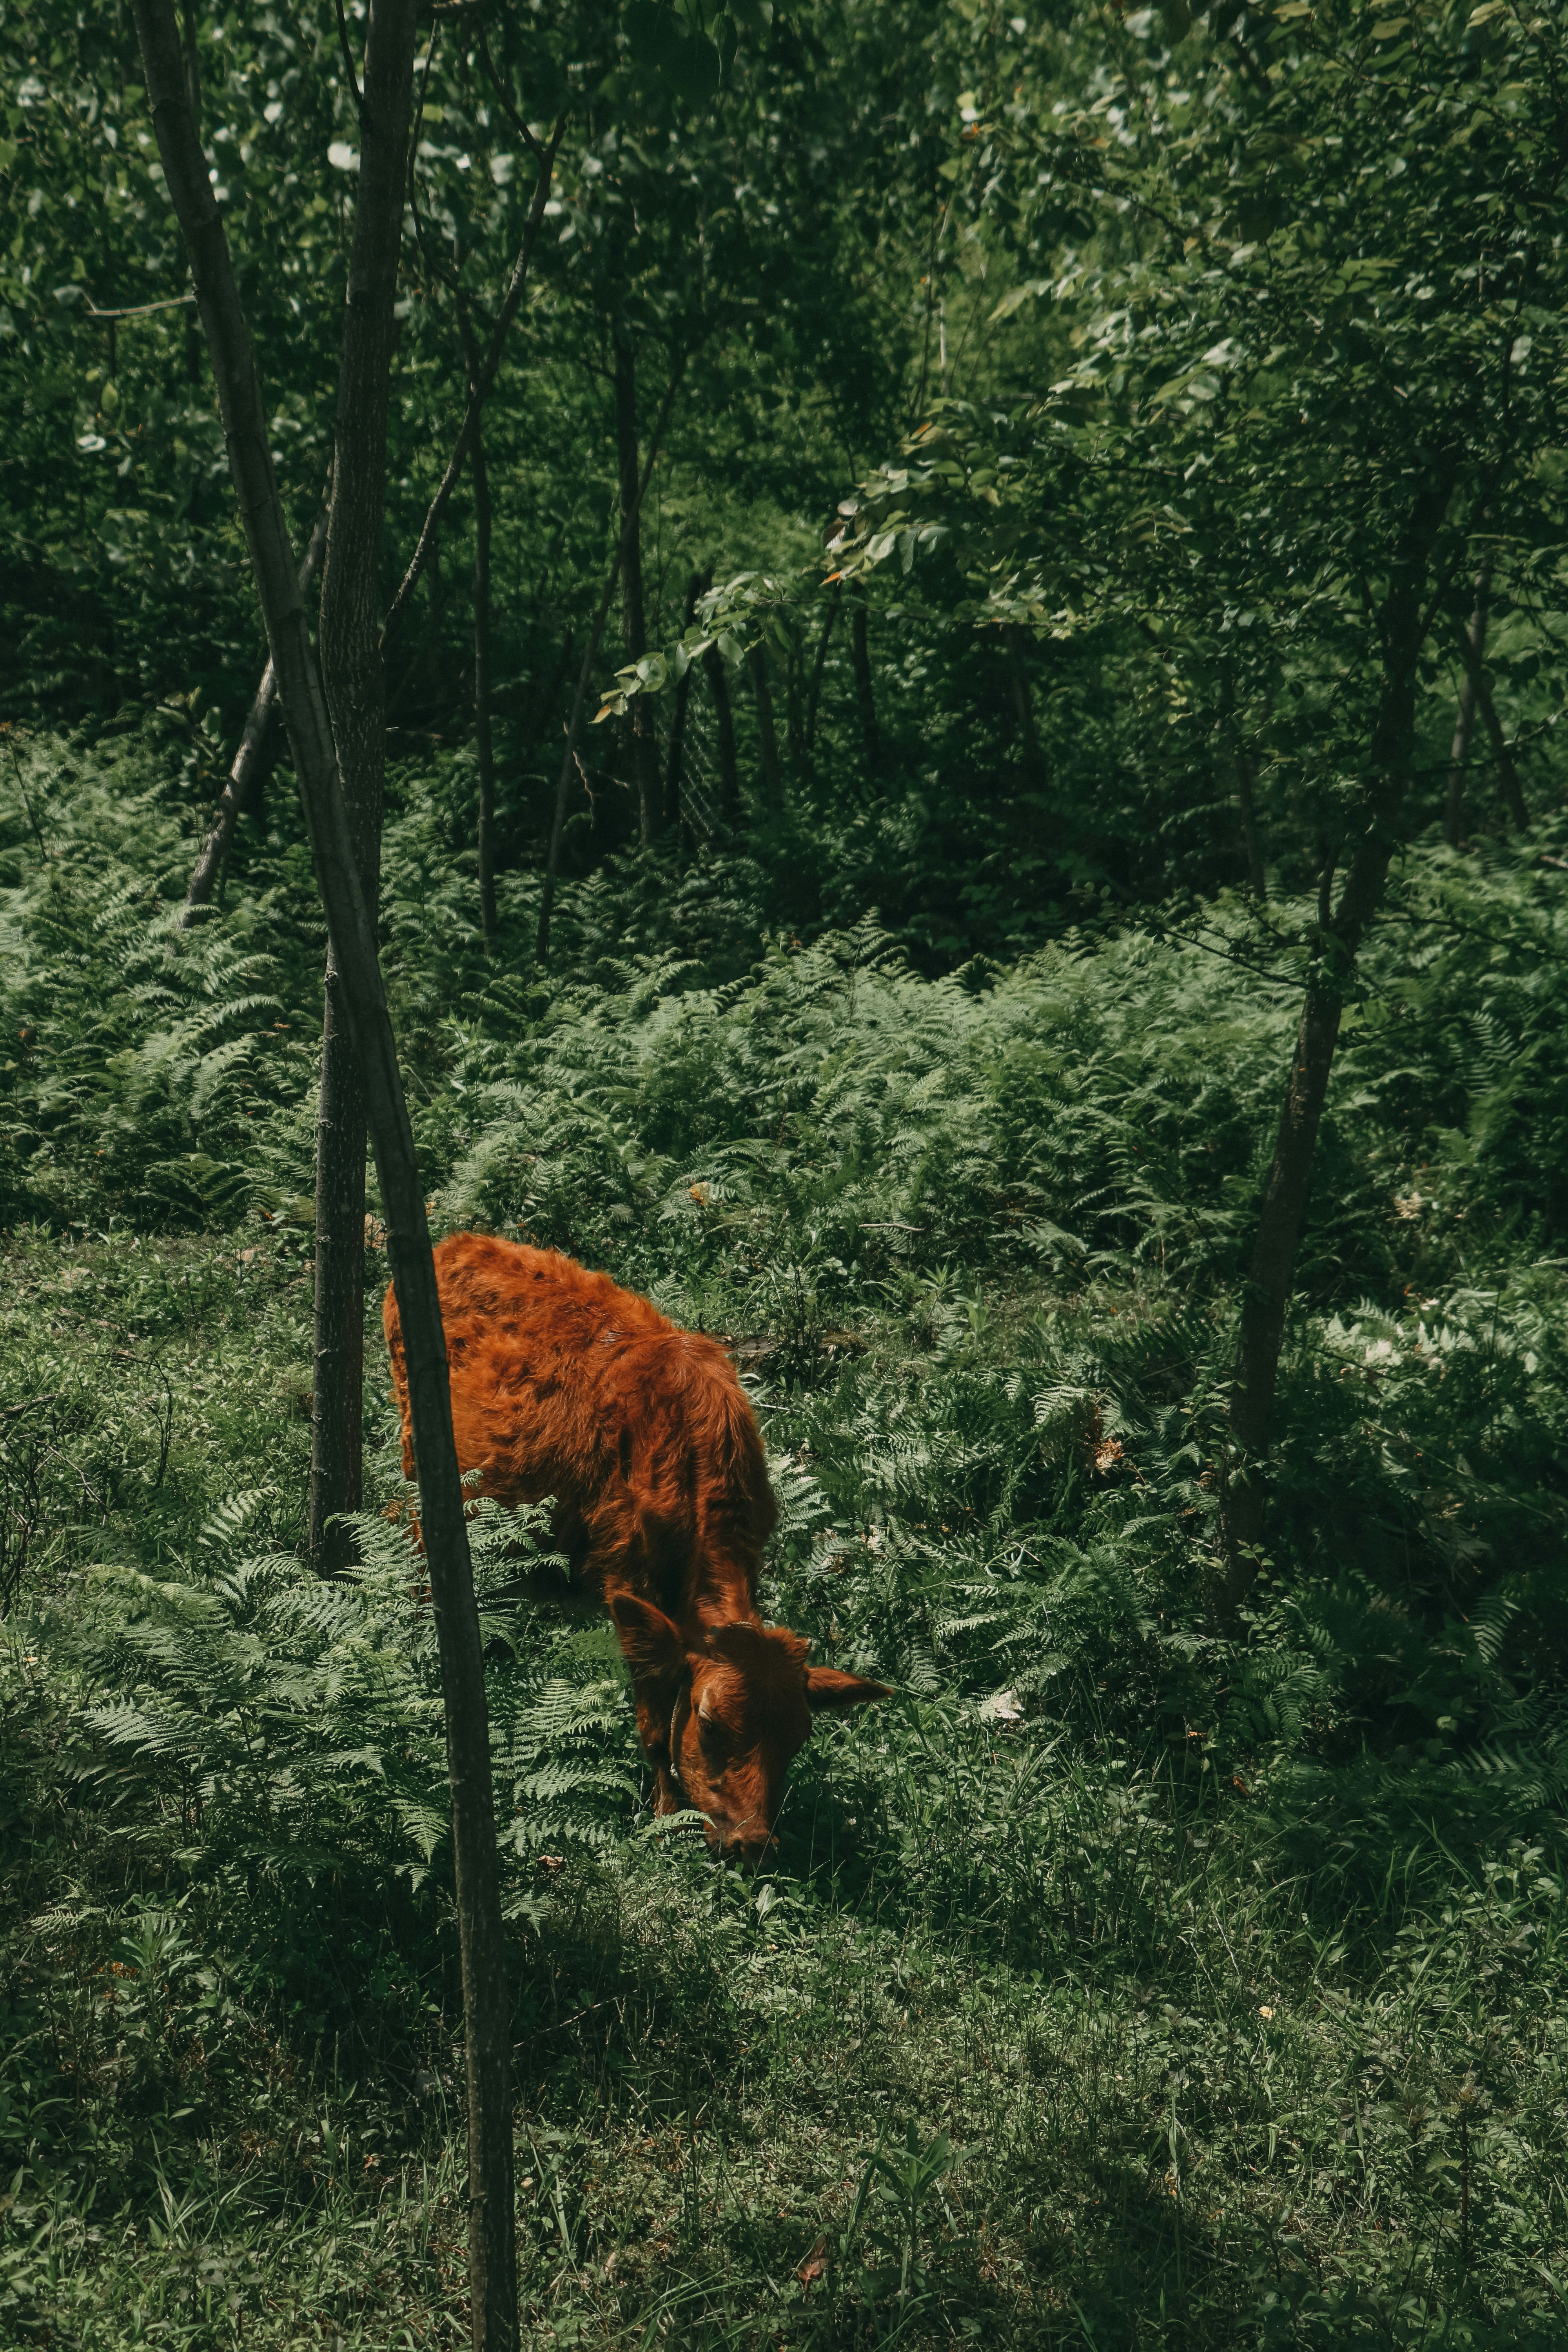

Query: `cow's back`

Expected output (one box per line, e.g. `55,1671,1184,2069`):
383,1233,776,1620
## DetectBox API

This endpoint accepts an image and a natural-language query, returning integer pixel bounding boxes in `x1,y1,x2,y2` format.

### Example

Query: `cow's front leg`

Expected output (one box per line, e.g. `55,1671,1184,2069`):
634,1694,682,1814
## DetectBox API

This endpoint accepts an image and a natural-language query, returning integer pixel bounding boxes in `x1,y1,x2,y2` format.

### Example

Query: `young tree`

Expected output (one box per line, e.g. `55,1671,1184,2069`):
130,4,517,2339
613,323,662,842
307,0,420,1581
1443,573,1489,850
457,308,499,953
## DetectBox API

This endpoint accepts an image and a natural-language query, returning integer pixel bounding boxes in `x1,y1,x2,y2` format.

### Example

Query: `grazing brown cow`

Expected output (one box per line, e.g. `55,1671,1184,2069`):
383,1232,887,1859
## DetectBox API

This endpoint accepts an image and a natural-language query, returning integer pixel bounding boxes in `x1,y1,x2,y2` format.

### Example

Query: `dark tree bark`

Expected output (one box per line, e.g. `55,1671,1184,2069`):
420,519,445,709
536,356,686,967
785,626,805,769
1236,753,1267,901
1222,467,1459,1615
1474,668,1530,833
179,0,203,387
613,326,660,843
310,0,421,1584
804,589,837,755
663,568,708,833
849,594,882,777
310,989,368,1580
181,508,328,927
471,419,499,948
1443,573,1489,849
1004,622,1044,788
457,310,498,953
703,642,739,828
748,641,784,804
131,5,517,2341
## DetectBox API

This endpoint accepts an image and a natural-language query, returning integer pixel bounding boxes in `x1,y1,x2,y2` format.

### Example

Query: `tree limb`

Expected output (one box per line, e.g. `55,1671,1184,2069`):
130,5,516,2339
381,115,566,649
535,348,688,968
180,505,330,926
334,0,365,118
474,12,546,162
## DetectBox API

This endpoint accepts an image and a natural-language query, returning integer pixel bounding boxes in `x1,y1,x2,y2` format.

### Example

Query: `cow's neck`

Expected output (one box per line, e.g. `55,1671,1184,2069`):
682,1553,758,1636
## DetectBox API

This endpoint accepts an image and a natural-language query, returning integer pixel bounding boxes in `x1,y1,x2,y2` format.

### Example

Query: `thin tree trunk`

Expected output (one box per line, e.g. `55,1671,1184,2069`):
1236,753,1267,901
131,6,516,2343
1474,668,1530,833
1004,622,1044,787
457,311,498,952
179,0,200,114
785,626,805,768
663,568,708,833
1222,466,1458,1616
182,509,328,926
850,594,882,777
805,589,837,755
423,520,444,708
382,118,564,650
748,641,783,804
472,419,499,947
535,354,687,968
704,643,739,828
613,327,659,843
1443,573,1489,848
310,0,423,1585
180,0,203,388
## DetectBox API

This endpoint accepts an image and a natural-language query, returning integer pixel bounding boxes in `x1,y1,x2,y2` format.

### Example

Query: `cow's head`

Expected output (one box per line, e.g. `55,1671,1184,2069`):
610,1594,889,1862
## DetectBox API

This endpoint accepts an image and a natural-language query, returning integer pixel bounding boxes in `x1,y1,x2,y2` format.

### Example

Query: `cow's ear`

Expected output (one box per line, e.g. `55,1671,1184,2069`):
610,1592,686,1681
805,1665,892,1712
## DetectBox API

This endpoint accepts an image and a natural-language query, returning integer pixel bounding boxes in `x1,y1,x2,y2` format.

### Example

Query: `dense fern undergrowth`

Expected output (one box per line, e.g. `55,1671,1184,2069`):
3,726,1567,2347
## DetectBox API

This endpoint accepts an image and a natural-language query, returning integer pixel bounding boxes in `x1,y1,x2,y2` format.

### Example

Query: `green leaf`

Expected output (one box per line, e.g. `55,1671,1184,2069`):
626,2,721,102
989,281,1047,324
624,1,665,64
661,28,721,104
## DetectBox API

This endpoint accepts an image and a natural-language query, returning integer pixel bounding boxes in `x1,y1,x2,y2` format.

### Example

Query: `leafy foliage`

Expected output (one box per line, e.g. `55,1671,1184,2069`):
5,0,1568,2340
2,739,1567,2341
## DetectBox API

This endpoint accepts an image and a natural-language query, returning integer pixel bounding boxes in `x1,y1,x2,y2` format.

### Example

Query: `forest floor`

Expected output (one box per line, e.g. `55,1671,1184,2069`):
3,1221,1563,2352
3,745,1565,2345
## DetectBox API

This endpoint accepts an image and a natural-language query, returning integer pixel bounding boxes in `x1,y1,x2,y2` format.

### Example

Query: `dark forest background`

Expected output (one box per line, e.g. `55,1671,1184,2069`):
3,0,1568,2343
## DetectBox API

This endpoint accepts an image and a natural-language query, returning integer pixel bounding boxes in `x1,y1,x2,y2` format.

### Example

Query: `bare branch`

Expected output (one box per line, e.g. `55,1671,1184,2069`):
85,293,194,319
474,12,546,162
381,114,566,648
181,505,330,926
334,0,365,118
406,20,466,298
536,349,688,968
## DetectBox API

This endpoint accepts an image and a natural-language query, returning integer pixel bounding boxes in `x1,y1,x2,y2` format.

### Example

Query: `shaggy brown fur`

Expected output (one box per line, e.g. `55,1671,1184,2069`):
384,1233,886,1857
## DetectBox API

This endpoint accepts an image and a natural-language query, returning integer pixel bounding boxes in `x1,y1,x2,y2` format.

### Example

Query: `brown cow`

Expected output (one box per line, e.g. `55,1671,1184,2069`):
383,1232,887,1860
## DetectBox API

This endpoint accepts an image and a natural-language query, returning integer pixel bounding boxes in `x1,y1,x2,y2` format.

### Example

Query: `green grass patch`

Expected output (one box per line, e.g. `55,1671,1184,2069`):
2,735,1567,2344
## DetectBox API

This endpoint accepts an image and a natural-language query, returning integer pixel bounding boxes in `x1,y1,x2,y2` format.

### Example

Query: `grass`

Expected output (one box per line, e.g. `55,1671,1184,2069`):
3,1223,1566,2350
3,732,1567,2345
